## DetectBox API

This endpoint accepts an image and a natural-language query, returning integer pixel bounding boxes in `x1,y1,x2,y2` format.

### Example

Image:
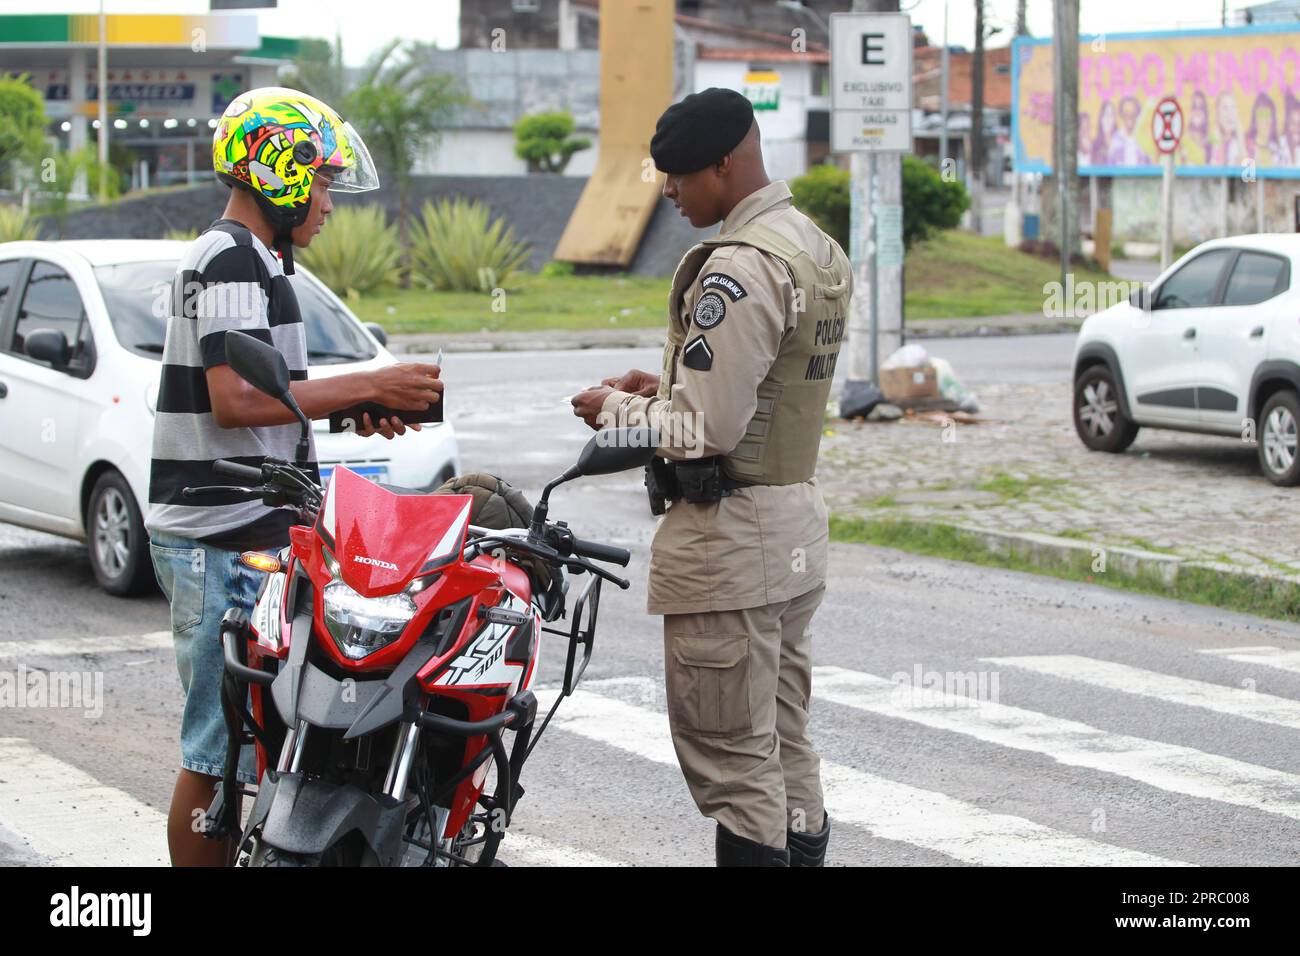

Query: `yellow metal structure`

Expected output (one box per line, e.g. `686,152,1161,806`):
553,0,675,267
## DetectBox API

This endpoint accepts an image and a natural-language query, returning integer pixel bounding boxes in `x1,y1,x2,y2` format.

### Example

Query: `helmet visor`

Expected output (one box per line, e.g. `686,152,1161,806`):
325,121,380,193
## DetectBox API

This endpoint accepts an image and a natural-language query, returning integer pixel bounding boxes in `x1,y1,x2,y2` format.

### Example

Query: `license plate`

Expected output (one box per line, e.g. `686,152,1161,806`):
319,464,389,485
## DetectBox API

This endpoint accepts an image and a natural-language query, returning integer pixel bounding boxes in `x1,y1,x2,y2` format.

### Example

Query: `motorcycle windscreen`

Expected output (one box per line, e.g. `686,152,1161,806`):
318,466,473,597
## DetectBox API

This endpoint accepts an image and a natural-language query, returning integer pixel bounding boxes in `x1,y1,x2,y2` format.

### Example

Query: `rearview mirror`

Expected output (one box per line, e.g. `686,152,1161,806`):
576,427,660,476
1129,285,1151,310
225,330,290,400
24,328,71,367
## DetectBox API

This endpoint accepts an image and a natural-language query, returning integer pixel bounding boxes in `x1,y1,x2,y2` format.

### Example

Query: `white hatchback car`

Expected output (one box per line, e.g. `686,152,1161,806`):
0,240,459,596
1073,234,1300,485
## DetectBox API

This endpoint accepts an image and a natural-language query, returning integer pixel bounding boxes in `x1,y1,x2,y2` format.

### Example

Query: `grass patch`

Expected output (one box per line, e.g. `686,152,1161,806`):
345,273,666,335
975,472,1070,502
829,514,1300,623
905,230,1114,320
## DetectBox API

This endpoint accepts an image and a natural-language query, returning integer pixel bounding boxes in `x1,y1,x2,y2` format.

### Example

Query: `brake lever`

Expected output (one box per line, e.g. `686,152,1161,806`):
567,558,629,590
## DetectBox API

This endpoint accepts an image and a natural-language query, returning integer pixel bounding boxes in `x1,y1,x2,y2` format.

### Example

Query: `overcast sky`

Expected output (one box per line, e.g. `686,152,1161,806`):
0,1,1275,63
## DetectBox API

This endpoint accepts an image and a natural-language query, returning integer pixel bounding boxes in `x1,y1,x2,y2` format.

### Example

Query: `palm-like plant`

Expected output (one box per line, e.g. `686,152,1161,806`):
0,204,38,241
408,198,531,293
297,205,403,299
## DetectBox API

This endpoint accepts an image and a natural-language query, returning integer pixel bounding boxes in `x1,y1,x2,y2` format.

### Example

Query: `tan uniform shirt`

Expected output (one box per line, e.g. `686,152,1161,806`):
602,181,834,615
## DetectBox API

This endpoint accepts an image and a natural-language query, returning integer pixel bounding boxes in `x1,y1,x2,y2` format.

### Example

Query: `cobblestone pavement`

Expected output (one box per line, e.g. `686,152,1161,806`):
818,378,1300,576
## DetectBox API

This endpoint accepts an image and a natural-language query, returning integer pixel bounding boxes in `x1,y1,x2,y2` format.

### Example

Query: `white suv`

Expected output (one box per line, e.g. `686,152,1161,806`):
0,240,459,596
1073,234,1300,485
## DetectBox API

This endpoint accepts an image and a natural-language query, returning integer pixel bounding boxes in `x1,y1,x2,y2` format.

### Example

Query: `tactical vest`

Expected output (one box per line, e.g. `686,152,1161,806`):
660,219,850,485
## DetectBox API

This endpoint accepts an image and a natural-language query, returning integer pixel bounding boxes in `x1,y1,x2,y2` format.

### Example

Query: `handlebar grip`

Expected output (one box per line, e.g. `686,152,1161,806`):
570,537,631,567
213,459,264,484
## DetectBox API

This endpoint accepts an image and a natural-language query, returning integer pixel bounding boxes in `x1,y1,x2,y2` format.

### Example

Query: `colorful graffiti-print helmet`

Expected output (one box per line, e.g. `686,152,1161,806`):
211,87,379,231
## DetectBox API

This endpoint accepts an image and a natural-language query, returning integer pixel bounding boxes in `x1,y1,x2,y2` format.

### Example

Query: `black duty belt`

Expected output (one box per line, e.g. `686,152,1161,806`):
644,456,755,515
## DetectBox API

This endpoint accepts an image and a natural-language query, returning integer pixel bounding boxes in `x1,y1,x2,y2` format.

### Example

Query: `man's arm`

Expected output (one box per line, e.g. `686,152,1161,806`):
206,363,443,429
589,252,790,460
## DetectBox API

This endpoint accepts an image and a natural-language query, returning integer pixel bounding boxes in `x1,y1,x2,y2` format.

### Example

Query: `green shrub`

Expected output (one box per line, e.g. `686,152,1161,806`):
0,204,38,241
540,259,575,278
901,155,969,248
513,111,591,174
408,197,532,292
162,228,197,242
789,157,972,252
789,164,850,251
297,205,402,298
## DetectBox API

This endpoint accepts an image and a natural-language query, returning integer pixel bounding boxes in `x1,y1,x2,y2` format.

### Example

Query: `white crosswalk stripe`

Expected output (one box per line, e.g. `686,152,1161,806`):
813,665,1300,822
0,631,172,662
1200,645,1300,676
0,738,168,867
985,654,1300,730
537,682,1187,866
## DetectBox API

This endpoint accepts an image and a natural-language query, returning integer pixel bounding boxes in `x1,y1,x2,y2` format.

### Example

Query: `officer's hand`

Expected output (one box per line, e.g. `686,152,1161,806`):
571,386,614,430
608,368,660,397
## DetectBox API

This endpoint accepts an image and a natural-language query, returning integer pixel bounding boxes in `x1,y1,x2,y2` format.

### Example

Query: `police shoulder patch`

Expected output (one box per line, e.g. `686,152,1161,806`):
693,291,727,330
682,334,714,371
700,272,747,302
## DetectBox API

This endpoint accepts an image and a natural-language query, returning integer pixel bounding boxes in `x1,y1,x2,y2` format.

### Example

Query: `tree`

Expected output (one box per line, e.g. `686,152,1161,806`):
0,75,48,190
37,145,121,237
513,111,591,174
346,41,466,266
790,158,968,252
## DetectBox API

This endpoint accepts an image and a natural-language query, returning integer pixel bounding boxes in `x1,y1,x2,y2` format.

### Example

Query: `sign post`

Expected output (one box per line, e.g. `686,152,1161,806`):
830,11,913,387
1152,96,1183,271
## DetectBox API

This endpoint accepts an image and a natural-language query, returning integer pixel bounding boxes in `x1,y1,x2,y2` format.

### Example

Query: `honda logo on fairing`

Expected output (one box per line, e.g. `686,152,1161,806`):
354,555,399,570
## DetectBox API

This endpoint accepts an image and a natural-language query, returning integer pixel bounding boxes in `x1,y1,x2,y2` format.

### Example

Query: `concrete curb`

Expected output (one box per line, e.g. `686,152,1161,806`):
909,519,1300,598
388,316,1080,354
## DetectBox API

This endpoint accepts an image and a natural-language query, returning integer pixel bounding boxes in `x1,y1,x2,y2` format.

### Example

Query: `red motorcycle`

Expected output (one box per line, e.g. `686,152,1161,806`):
188,331,655,866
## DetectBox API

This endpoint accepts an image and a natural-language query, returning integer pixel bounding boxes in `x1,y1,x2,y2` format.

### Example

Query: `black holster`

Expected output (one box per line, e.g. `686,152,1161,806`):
645,456,751,514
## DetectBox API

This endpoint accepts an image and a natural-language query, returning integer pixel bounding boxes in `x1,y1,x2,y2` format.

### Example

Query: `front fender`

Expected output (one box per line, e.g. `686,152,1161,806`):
1073,340,1134,420
251,771,409,865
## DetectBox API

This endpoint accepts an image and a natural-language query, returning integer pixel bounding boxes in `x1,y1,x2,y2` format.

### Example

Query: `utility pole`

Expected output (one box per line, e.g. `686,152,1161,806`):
971,1,985,235
846,0,905,386
1053,0,1080,287
1016,0,1028,37
940,1,949,166
97,0,108,202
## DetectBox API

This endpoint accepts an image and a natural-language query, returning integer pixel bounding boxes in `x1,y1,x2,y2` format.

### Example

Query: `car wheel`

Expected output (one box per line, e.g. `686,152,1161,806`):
1073,364,1139,453
1258,390,1300,486
87,470,155,596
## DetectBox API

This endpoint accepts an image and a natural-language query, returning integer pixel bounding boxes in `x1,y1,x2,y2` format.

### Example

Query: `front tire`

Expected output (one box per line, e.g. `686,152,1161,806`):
1258,390,1300,486
1073,364,1139,453
86,470,154,596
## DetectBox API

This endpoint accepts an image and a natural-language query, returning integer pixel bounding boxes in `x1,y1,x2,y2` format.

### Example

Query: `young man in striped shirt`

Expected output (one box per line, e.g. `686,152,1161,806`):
147,88,442,866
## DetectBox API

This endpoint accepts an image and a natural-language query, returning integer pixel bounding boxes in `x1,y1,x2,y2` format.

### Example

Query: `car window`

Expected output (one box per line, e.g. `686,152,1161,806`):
1221,251,1289,306
1153,249,1234,310
288,273,378,364
11,261,92,368
94,261,377,364
0,259,21,317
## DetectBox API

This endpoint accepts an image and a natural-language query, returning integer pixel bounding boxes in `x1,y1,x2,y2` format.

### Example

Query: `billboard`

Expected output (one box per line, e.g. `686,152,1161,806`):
1013,25,1300,178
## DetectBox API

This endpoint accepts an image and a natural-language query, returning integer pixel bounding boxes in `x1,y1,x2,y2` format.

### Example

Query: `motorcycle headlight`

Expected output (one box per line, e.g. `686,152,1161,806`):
322,580,417,660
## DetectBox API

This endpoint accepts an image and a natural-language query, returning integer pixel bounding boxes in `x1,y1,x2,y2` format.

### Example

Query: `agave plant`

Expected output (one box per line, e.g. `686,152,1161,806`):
408,197,531,293
297,204,402,299
0,204,39,242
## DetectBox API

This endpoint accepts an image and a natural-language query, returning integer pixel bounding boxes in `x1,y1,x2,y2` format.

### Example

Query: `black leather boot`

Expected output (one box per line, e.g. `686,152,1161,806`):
715,824,790,866
787,815,830,867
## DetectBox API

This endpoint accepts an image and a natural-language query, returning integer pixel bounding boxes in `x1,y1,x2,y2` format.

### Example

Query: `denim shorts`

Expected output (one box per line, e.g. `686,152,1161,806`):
149,529,277,785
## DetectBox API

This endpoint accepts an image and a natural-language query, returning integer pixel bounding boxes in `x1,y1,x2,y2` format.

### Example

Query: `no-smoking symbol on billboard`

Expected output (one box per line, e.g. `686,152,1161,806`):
1152,96,1183,154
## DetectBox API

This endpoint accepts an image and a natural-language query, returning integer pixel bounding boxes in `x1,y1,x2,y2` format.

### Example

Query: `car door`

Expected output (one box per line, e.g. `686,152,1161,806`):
1195,249,1290,434
0,259,95,523
1123,248,1235,428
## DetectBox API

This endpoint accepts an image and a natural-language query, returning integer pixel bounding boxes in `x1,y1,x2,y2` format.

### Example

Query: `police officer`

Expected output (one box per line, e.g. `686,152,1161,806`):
571,88,850,867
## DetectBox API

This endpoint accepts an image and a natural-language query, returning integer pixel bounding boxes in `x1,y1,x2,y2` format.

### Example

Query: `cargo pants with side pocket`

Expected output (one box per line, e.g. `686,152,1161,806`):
662,583,826,848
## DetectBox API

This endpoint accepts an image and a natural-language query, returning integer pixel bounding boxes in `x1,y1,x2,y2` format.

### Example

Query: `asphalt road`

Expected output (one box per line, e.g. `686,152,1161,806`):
4,337,1300,866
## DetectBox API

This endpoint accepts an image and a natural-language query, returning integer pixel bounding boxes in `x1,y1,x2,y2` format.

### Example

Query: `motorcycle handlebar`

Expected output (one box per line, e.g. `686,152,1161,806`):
213,459,264,484
569,536,631,567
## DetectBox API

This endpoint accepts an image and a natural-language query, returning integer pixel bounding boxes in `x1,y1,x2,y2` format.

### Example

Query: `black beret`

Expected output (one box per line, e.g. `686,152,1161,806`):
651,88,755,174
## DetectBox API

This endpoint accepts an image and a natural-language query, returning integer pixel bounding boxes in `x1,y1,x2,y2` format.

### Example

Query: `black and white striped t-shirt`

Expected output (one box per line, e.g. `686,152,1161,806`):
146,219,318,552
